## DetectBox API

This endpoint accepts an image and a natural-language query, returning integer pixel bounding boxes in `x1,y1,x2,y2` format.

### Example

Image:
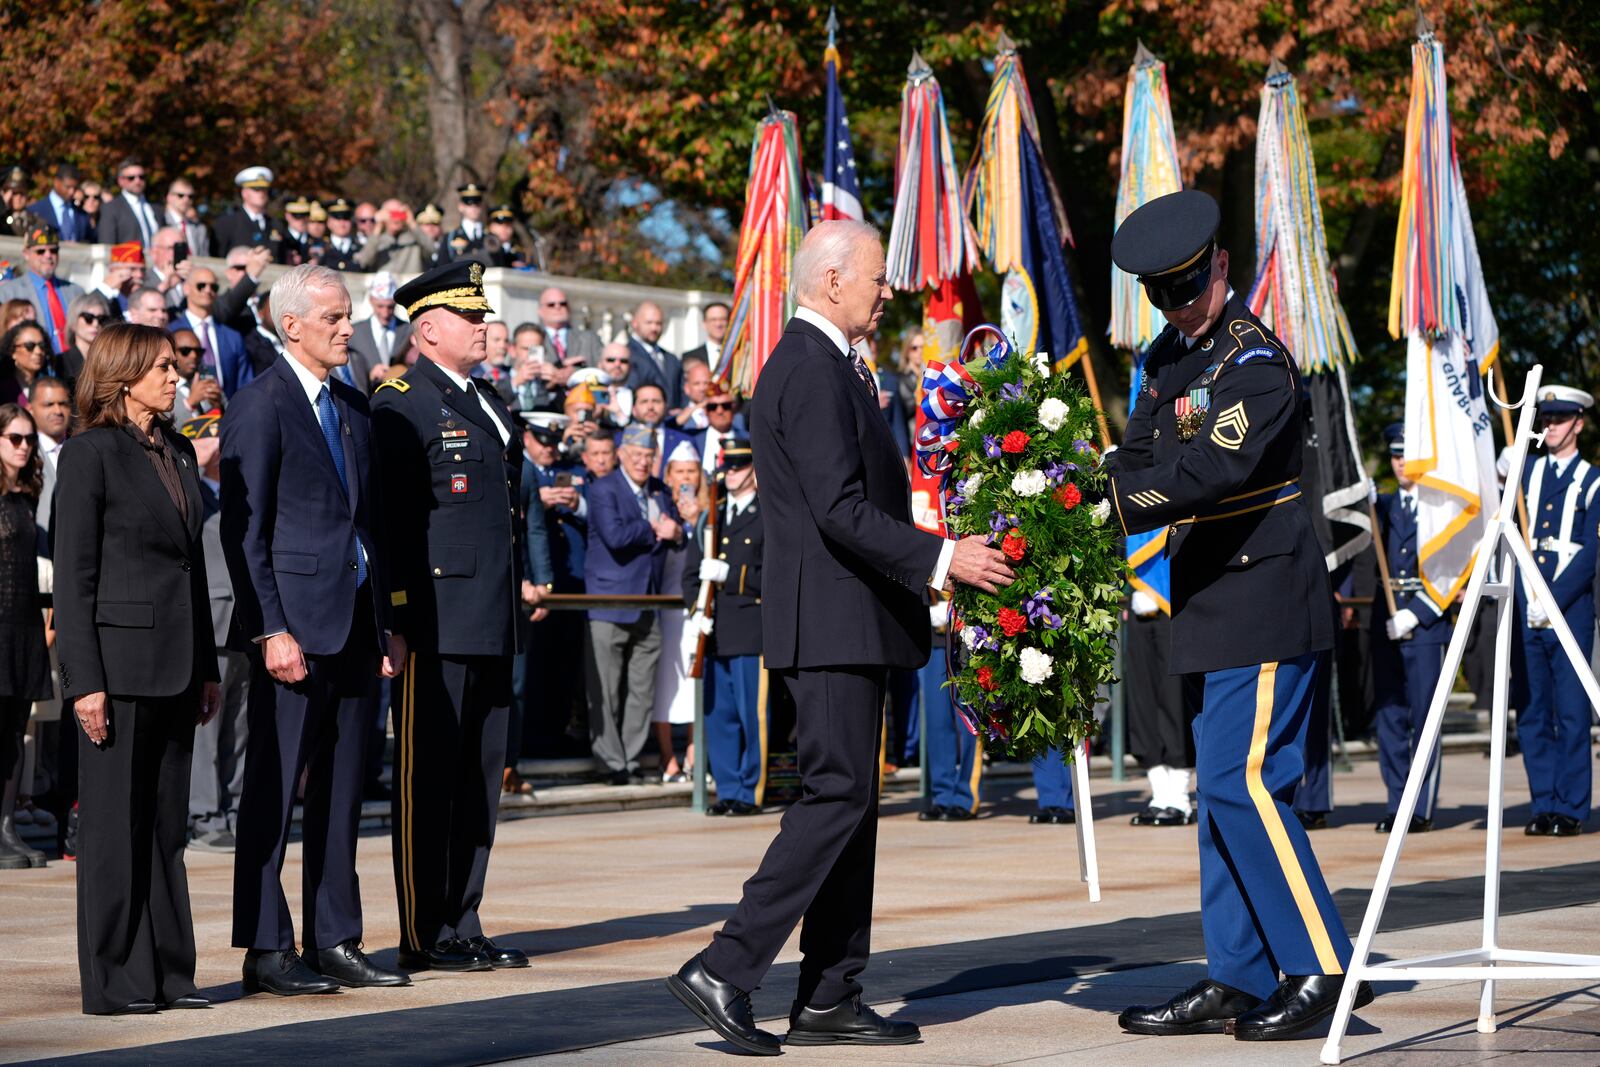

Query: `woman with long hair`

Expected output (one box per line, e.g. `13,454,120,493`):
0,321,55,407
59,291,115,385
1,299,35,333
0,403,50,869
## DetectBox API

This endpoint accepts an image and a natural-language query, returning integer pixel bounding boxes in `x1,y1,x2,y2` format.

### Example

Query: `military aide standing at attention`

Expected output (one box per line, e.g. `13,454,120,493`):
372,261,532,974
1106,190,1370,1041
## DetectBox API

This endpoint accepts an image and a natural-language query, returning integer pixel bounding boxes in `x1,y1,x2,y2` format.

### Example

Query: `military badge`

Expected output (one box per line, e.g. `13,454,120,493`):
450,474,469,494
1210,401,1250,451
469,262,484,287
1174,383,1211,441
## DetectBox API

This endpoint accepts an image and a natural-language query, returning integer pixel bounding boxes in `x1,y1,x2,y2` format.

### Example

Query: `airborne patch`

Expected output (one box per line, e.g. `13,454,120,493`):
1210,402,1250,450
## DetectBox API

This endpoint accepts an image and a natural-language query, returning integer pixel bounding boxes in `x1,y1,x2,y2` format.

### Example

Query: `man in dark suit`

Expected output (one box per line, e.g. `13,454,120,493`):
221,263,409,996
585,422,682,784
345,273,409,391
625,301,683,409
96,158,161,248
28,163,93,243
679,300,729,370
171,266,254,401
667,221,1012,1053
212,167,287,263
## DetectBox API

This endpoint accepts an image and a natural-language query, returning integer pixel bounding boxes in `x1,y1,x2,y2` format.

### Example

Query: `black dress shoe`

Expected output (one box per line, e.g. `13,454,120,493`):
1296,810,1328,831
665,954,781,1056
1409,815,1434,833
918,806,949,821
1118,979,1261,1036
396,939,493,972
1029,806,1075,824
242,949,340,996
1233,974,1373,1041
607,769,632,786
724,800,761,816
165,994,211,1009
943,806,976,821
1375,815,1394,833
1552,814,1584,836
787,994,920,1045
461,935,529,969
309,940,410,987
98,999,160,1016
1131,805,1189,827
1526,812,1556,836
705,800,731,816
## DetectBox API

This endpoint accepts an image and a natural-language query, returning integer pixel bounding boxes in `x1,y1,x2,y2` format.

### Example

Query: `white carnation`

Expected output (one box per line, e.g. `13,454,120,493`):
969,407,986,428
1090,499,1112,527
961,625,979,651
1019,647,1054,684
1011,469,1049,497
961,472,984,496
1037,397,1069,432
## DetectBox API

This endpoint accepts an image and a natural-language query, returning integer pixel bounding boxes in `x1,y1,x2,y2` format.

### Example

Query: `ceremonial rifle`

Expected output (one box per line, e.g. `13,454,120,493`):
688,470,724,679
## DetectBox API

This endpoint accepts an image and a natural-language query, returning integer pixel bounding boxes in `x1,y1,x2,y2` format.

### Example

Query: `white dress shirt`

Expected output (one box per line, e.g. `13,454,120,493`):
791,306,954,590
435,359,511,446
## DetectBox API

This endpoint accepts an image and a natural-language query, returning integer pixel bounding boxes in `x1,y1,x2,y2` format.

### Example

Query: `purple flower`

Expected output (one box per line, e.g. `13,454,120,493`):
1024,589,1066,631
983,434,1002,459
1044,461,1068,486
947,492,966,511
967,624,999,652
1001,380,1027,402
989,511,1011,534
1073,439,1094,454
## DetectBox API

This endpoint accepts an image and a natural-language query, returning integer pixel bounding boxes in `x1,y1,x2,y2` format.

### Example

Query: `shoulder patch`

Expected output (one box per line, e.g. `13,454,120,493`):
1235,346,1280,365
375,379,410,393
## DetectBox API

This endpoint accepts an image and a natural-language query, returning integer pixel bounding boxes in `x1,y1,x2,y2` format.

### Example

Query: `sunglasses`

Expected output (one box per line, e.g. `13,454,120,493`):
79,312,111,326
1,433,36,448
121,172,146,182
170,191,194,200
175,345,203,357
543,300,568,308
355,216,375,225
602,357,629,365
192,281,218,293
13,340,46,353
706,401,735,412
226,263,246,272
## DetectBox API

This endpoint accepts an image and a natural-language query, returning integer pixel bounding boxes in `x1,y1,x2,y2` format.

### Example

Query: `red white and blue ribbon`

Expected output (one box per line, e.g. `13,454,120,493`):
913,324,1013,480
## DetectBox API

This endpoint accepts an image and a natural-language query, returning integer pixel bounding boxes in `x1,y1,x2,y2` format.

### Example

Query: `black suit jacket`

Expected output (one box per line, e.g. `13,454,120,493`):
212,209,285,262
97,194,155,247
53,424,219,700
626,336,684,409
750,318,944,670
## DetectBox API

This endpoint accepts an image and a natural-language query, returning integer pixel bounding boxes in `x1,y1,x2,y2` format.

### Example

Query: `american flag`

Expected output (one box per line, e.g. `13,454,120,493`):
821,8,863,221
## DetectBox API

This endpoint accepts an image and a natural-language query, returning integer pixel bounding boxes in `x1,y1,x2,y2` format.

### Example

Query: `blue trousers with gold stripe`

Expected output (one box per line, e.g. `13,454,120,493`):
920,651,981,812
1519,624,1595,821
1031,747,1076,810
1194,654,1351,999
707,655,767,807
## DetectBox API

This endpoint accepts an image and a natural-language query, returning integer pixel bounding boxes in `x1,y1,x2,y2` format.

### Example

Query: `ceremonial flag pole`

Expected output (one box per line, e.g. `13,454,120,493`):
1247,59,1375,577
962,33,1108,447
820,8,863,223
1111,42,1183,620
715,104,809,396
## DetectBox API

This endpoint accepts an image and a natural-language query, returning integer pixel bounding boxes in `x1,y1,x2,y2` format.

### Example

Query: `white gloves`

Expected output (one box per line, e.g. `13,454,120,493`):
1130,590,1159,618
1098,445,1117,467
929,601,951,629
1385,609,1419,641
698,558,730,584
1528,600,1550,629
689,612,715,636
1496,446,1513,481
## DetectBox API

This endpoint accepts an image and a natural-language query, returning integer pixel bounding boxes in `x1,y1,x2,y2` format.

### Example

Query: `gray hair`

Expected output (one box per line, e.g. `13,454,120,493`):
64,290,113,348
272,264,347,340
225,245,254,266
791,219,881,303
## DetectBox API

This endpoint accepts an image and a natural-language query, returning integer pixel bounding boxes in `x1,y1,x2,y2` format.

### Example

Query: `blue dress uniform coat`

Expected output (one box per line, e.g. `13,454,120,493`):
1516,454,1600,822
371,355,524,953
1371,491,1449,820
922,601,983,815
684,492,768,806
1106,295,1350,999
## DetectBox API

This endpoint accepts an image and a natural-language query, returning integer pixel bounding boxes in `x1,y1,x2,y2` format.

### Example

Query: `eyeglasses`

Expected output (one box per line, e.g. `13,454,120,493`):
602,357,629,365
192,281,218,293
175,345,203,356
0,433,36,449
706,401,735,412
79,312,111,326
170,191,193,200
543,300,568,308
13,340,46,353
355,216,375,225
226,263,246,272
120,172,146,182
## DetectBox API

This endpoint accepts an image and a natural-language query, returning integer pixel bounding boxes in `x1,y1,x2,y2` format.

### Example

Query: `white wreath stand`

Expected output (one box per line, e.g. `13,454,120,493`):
1321,363,1600,1063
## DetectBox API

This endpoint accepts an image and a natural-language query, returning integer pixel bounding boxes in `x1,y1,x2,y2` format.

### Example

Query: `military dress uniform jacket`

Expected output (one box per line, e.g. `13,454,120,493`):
318,239,364,272
1372,491,1451,645
371,356,524,658
682,495,763,658
1521,454,1600,627
212,210,285,262
1107,295,1334,674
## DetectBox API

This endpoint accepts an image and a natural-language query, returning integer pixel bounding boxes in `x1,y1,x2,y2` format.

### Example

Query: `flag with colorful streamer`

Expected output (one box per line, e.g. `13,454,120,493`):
963,34,1090,384
820,8,863,222
1248,59,1373,573
1111,43,1184,613
885,52,978,292
1390,23,1500,610
716,107,810,396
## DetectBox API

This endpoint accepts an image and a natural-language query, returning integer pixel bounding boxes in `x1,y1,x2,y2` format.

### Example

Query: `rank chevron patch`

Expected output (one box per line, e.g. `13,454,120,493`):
1210,402,1249,451
1127,489,1170,508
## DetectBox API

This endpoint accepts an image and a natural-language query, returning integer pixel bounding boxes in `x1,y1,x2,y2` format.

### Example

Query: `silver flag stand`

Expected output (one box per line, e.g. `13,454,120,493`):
1321,363,1600,1063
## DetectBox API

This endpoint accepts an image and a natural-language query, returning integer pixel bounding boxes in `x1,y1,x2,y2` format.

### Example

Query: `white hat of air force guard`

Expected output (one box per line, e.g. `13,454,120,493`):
1536,385,1594,416
234,166,274,189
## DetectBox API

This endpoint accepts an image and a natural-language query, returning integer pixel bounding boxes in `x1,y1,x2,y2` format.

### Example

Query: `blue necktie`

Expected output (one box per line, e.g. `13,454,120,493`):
317,385,366,585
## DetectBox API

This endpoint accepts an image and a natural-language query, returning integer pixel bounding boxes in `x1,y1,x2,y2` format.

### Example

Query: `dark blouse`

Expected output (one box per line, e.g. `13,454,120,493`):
123,420,189,525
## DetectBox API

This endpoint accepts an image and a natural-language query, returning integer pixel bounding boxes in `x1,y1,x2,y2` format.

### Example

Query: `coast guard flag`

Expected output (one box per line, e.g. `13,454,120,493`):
821,25,863,221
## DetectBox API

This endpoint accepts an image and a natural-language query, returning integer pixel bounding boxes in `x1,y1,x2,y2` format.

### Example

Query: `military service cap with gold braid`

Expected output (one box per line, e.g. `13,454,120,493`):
393,259,493,319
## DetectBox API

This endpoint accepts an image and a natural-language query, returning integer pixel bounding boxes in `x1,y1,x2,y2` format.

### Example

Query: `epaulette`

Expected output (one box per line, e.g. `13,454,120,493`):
375,378,410,393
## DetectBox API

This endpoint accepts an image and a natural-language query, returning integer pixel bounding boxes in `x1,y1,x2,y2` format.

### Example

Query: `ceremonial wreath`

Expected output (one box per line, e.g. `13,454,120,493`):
920,326,1125,762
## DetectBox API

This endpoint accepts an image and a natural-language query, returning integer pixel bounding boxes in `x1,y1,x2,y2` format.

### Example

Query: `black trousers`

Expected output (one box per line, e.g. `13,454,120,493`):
391,651,510,951
1124,612,1196,769
75,690,199,1014
232,607,377,952
704,665,885,1008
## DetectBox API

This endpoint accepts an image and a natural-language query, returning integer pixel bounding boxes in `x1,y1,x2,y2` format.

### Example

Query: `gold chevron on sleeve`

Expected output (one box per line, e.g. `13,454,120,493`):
1210,401,1250,451
1127,489,1170,508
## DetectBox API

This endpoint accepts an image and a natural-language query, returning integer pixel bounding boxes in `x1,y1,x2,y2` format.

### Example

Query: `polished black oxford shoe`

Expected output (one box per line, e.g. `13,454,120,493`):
1296,811,1328,831
1029,806,1075,824
1118,979,1261,1035
165,994,211,1009
1232,974,1373,1041
1552,814,1583,836
705,799,731,816
461,935,529,969
942,806,976,822
1525,812,1556,836
665,954,782,1056
1131,805,1190,827
242,949,340,996
309,940,410,987
724,800,761,816
96,1000,159,1016
787,994,921,1045
396,938,493,972
918,806,950,821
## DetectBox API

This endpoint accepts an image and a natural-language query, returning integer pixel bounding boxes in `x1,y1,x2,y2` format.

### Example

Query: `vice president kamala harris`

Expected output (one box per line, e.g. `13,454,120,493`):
54,323,221,1015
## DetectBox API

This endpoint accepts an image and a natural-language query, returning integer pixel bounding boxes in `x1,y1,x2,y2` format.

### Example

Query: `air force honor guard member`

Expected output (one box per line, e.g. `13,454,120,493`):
1106,191,1369,1041
1517,385,1599,838
1371,423,1449,833
372,260,531,972
683,438,769,816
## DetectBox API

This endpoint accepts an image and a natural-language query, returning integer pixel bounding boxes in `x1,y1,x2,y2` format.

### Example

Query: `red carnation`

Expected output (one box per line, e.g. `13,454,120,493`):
1054,483,1082,510
952,614,964,633
1002,529,1027,561
976,666,997,691
998,607,1028,637
1001,430,1031,454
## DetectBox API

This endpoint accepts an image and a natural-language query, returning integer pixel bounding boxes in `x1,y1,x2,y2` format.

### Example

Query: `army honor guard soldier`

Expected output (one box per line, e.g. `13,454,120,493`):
1106,190,1370,1041
1517,386,1599,837
372,261,530,972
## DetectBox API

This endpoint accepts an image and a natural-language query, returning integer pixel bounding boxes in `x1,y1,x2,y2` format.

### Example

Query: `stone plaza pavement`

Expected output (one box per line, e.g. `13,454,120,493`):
2,748,1599,1065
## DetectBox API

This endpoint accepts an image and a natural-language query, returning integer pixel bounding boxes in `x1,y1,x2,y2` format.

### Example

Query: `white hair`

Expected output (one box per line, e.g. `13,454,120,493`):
272,264,348,340
791,219,881,303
